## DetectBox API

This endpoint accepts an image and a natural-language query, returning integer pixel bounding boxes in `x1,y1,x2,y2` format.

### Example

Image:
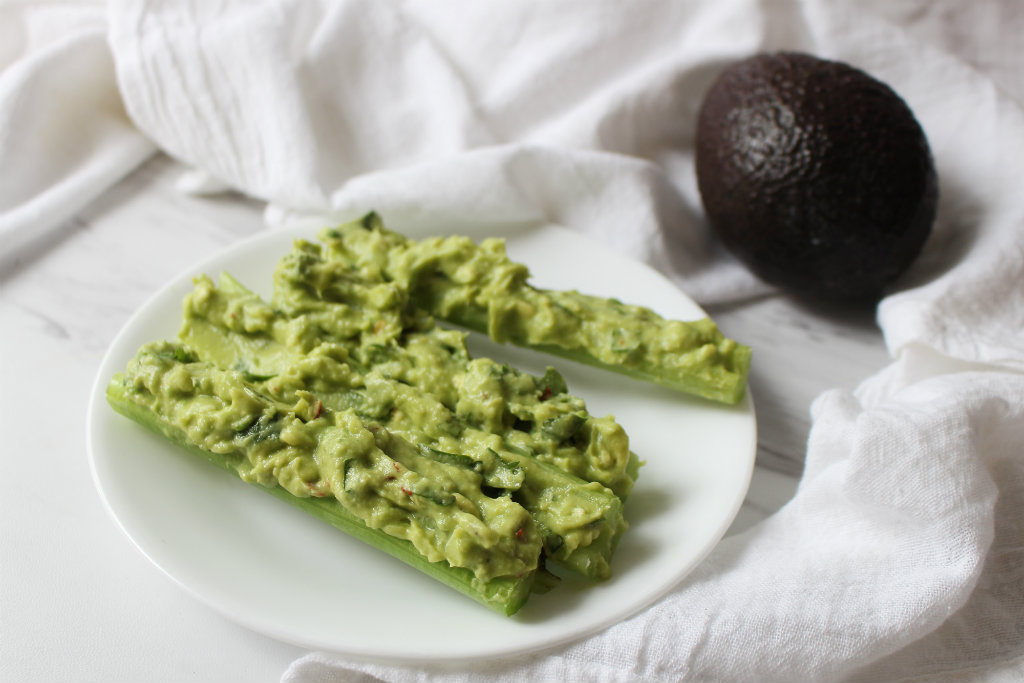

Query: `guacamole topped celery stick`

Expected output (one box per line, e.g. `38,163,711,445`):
312,213,751,404
178,272,630,580
106,343,539,615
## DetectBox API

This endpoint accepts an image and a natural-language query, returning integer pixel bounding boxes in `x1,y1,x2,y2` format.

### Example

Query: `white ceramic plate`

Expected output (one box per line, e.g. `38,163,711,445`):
87,222,756,662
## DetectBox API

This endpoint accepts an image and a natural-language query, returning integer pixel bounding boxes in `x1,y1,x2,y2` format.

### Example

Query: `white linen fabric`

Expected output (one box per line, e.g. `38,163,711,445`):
5,0,1023,680
0,0,154,272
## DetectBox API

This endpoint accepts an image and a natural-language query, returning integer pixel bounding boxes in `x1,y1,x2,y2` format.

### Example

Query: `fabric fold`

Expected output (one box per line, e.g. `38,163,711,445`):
0,1,153,272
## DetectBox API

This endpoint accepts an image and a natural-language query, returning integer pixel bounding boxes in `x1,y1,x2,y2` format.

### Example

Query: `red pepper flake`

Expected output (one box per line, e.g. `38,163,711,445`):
515,527,525,539
307,481,330,498
311,400,323,419
540,386,553,401
401,487,413,496
393,462,401,471
384,475,396,481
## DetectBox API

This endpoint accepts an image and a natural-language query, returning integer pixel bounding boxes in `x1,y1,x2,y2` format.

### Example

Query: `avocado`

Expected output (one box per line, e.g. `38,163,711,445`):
694,52,938,302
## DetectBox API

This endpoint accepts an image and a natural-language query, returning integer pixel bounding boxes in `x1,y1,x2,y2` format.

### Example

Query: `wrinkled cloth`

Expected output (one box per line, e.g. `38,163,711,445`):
0,0,153,272
4,0,1024,680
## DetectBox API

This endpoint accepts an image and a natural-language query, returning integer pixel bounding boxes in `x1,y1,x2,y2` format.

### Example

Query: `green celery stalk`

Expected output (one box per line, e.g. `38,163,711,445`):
106,378,535,617
317,213,751,404
178,280,629,580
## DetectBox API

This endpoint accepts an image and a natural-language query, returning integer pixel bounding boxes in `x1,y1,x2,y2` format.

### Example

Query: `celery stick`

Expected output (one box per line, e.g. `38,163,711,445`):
317,213,751,404
106,361,536,616
178,277,629,580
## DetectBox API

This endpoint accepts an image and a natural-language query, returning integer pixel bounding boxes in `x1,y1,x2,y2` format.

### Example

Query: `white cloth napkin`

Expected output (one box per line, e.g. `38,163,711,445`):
5,0,1024,680
0,1,153,273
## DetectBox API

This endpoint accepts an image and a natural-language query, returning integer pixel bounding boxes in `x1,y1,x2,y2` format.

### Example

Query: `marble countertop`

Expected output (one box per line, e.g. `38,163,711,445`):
0,154,892,681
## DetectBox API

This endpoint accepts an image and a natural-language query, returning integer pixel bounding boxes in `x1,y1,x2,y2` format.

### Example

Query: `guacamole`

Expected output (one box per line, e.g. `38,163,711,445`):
116,342,543,583
175,273,629,579
311,213,750,404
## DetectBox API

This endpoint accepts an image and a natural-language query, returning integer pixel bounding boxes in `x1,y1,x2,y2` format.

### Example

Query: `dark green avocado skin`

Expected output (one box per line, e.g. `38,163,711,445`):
695,52,938,302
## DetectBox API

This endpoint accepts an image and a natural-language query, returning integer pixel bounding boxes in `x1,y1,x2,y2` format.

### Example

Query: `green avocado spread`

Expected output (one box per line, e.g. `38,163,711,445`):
119,342,542,583
108,213,749,614
310,213,750,404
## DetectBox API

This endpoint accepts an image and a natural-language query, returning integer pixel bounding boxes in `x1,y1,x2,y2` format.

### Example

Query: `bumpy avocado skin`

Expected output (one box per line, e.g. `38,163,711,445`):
695,52,938,302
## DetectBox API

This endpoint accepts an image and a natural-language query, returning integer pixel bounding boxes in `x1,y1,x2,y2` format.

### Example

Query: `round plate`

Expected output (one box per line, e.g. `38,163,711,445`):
87,222,756,661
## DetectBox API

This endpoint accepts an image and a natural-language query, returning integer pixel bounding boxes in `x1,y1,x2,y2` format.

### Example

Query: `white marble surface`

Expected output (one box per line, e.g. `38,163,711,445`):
1,154,892,681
